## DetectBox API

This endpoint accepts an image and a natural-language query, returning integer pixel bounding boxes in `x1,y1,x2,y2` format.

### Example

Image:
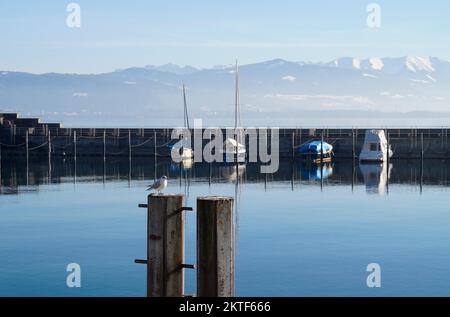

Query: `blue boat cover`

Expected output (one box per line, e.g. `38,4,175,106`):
298,140,333,154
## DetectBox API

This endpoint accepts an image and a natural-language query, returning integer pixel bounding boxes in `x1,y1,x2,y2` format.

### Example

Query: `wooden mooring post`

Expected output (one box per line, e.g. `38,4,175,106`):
0,142,1,191
320,131,324,165
25,129,29,164
154,130,157,181
352,128,355,159
145,194,188,297
197,196,235,297
351,159,355,192
420,133,424,194
386,131,390,194
291,132,295,159
103,130,106,161
26,130,29,185
48,130,52,182
421,133,424,161
48,130,52,159
386,131,390,164
128,129,132,161
73,130,77,161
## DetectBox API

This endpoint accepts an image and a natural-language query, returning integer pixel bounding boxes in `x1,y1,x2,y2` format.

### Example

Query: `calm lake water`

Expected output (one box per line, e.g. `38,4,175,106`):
1,157,450,296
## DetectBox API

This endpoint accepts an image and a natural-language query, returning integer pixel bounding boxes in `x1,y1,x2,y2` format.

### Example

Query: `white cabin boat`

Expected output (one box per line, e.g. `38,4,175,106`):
359,130,393,162
223,137,246,163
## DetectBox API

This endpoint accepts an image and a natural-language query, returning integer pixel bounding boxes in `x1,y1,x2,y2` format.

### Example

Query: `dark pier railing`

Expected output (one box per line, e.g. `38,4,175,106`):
1,113,450,159
2,126,450,159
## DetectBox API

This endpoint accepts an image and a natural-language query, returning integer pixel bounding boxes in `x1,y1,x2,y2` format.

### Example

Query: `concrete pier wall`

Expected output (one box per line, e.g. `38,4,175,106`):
1,125,449,159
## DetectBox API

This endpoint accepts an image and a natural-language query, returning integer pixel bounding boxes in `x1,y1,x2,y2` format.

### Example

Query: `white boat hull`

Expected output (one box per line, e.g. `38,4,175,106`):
359,130,393,162
359,148,393,162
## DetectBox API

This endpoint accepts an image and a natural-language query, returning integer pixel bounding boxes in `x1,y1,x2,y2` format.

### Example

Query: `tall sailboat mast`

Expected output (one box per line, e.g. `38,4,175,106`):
234,61,239,129
224,60,246,164
178,82,194,159
182,83,190,129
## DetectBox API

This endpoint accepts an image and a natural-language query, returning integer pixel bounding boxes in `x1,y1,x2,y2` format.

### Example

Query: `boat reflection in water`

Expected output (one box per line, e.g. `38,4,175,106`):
2,157,449,195
359,162,392,195
170,158,194,172
300,163,334,181
220,164,246,182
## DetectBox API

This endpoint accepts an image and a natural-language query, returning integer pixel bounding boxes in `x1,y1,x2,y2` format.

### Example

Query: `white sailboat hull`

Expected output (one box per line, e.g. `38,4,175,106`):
222,137,246,164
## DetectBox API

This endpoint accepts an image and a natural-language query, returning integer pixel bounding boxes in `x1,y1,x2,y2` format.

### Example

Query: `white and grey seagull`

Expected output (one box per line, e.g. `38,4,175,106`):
147,176,168,194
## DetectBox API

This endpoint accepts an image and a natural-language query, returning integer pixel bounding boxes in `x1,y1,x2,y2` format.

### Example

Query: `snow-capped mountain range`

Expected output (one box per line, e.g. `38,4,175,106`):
1,56,449,126
328,56,439,73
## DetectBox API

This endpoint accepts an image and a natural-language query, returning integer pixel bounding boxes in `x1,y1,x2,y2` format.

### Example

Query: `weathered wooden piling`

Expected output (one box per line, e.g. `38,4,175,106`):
25,130,29,185
103,130,106,161
421,133,424,160
48,130,52,182
154,130,157,181
25,129,29,164
0,133,2,188
73,130,77,160
197,196,234,297
147,194,185,297
48,130,51,160
128,129,132,161
291,132,295,159
351,159,355,192
386,131,390,194
320,131,324,165
420,133,424,193
352,128,355,159
445,129,448,154
386,131,390,164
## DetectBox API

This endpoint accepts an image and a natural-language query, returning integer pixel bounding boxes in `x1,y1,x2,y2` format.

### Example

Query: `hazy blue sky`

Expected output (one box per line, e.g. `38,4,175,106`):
1,0,449,73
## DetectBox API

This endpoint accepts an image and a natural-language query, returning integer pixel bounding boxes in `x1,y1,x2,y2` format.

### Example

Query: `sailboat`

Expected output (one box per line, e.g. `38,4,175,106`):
170,83,194,160
223,62,246,164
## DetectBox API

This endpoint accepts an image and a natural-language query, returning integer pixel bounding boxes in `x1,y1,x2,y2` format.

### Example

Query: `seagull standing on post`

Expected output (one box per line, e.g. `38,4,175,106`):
147,176,168,194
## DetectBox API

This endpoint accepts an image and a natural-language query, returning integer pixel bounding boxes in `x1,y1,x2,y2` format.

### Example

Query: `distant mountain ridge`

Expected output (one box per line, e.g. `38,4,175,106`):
0,56,449,126
135,56,449,75
144,63,198,75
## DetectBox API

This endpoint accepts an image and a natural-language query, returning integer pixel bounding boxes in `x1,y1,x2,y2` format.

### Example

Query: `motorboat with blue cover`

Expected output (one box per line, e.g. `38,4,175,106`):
298,140,333,163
